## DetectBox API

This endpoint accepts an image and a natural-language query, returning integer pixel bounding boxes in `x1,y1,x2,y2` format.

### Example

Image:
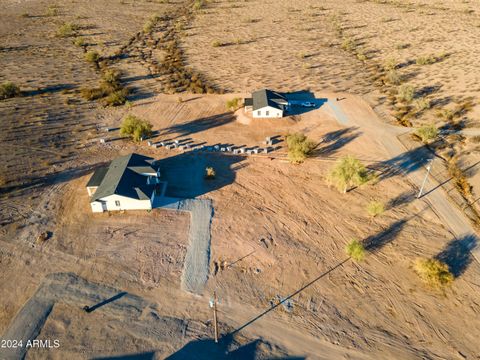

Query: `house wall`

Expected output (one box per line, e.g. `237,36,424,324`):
252,106,283,118
90,201,104,213
91,194,152,212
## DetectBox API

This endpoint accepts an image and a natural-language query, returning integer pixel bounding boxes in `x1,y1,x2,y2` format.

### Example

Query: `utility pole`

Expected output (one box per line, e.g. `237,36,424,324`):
210,291,219,343
417,159,433,198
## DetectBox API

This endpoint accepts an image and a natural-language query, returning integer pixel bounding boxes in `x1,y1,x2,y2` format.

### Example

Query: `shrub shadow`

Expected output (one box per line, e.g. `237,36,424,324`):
435,234,477,277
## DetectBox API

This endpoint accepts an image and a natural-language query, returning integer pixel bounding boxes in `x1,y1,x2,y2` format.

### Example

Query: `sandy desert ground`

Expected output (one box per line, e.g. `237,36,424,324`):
1,0,480,359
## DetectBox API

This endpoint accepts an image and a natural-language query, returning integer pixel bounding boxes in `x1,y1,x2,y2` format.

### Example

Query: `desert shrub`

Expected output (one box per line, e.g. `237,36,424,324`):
341,37,356,52
397,84,415,103
415,124,438,143
46,5,59,16
143,20,154,33
0,81,21,100
212,40,222,47
383,57,397,71
80,87,105,101
286,133,316,164
367,200,384,217
345,240,365,261
56,22,79,38
356,52,367,61
85,51,100,63
103,89,129,107
193,0,205,10
448,160,472,197
102,69,121,87
226,97,241,111
73,37,85,47
120,115,152,142
416,55,437,65
414,97,431,112
414,258,453,288
385,70,401,85
205,167,216,179
438,108,455,121
328,155,369,193
471,135,480,143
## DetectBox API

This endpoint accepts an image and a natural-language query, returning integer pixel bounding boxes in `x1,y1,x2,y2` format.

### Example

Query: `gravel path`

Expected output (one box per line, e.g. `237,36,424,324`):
178,199,213,295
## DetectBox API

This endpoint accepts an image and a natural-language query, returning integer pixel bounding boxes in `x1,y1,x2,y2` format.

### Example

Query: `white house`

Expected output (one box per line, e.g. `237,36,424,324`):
244,89,288,118
86,153,162,213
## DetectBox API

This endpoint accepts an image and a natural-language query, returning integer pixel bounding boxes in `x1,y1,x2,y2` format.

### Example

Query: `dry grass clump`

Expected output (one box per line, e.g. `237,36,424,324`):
448,160,472,197
367,200,384,217
414,97,431,112
328,155,370,193
345,240,365,261
120,115,153,142
414,258,453,288
46,4,59,16
286,133,316,164
341,37,357,52
385,70,401,85
415,124,438,143
56,22,80,38
205,167,216,179
0,81,21,100
416,53,448,65
73,37,86,47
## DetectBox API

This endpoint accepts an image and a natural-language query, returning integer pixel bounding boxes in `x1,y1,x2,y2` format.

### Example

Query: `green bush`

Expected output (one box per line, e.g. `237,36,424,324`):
397,84,415,103
73,37,85,47
328,155,369,193
103,89,129,107
414,258,453,288
56,22,79,38
0,81,21,100
85,51,100,63
226,97,241,111
415,124,438,143
345,240,365,261
286,133,316,164
367,200,384,217
120,115,153,142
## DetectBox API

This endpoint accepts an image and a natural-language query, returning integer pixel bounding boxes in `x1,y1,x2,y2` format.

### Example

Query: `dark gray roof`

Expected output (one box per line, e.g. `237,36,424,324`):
86,166,108,187
252,89,287,111
88,153,157,202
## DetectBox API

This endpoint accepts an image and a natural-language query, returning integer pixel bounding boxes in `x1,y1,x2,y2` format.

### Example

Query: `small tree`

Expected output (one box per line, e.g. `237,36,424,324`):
328,155,369,193
0,81,20,100
120,115,153,142
346,240,365,261
397,84,415,103
414,258,453,288
226,97,241,111
56,22,79,38
415,124,438,143
367,200,384,218
286,133,316,164
205,167,216,179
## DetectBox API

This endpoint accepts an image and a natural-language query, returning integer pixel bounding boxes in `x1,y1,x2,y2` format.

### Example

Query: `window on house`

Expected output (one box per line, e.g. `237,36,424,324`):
115,200,120,207
266,110,269,116
257,110,261,116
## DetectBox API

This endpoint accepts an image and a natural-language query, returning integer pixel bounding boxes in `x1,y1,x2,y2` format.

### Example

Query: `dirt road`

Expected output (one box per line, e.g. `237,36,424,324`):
333,95,480,263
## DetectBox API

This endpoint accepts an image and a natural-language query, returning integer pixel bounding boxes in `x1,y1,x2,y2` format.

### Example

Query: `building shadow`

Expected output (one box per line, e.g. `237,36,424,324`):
161,112,236,138
435,234,477,277
311,127,361,157
283,90,327,116
157,152,245,199
165,336,305,360
93,351,156,360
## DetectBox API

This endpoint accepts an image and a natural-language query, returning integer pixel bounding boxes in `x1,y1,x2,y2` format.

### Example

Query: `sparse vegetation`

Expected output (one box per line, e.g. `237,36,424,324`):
56,22,79,38
367,200,384,217
46,4,59,16
448,160,472,197
415,124,438,143
328,155,370,193
85,50,100,63
226,97,241,111
385,70,401,85
73,37,85,47
286,133,317,164
414,97,431,112
120,115,153,142
414,258,453,288
346,240,365,261
397,84,415,103
0,81,21,100
205,167,216,179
